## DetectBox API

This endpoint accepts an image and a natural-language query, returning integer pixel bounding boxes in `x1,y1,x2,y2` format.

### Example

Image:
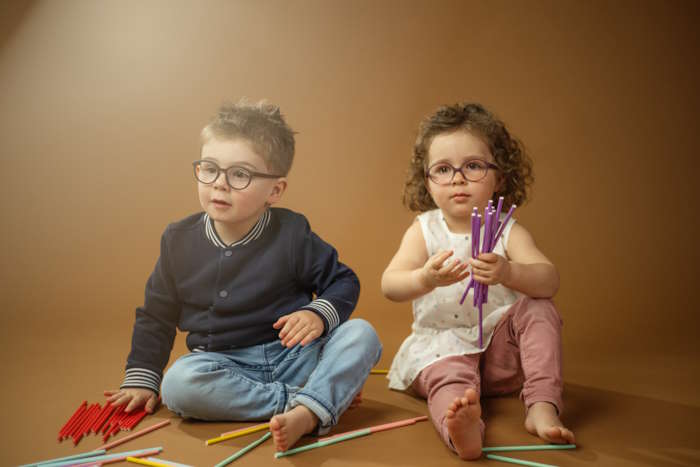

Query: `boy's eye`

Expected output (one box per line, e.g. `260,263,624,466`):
229,168,250,180
202,166,218,175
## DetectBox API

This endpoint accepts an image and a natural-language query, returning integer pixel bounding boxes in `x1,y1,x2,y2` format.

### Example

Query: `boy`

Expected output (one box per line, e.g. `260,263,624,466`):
105,100,382,451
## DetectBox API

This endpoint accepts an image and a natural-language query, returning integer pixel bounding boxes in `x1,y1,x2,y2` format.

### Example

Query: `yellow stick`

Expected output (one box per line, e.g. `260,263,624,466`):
370,369,388,374
219,422,270,437
126,457,172,467
205,423,271,446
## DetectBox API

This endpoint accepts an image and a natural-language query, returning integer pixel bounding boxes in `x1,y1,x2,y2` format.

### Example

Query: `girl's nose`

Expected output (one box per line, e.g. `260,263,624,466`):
452,170,468,184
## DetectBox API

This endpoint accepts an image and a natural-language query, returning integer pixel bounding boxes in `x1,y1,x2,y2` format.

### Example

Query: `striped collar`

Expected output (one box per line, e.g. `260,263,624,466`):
203,209,271,248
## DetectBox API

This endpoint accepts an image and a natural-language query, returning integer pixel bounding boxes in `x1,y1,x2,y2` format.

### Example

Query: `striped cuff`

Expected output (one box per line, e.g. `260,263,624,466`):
121,368,162,395
301,298,340,333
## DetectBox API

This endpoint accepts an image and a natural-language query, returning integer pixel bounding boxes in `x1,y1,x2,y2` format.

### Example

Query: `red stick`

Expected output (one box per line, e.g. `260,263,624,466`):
65,403,92,439
81,404,102,438
58,400,87,440
102,404,124,434
59,401,87,441
93,403,115,434
129,410,148,430
73,404,99,444
90,403,109,433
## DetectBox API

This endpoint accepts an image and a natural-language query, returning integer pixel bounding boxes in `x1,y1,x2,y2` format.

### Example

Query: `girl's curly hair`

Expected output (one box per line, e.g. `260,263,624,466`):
403,103,533,212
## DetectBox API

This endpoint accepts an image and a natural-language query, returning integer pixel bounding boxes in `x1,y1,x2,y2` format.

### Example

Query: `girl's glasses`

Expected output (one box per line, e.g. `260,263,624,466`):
192,160,283,190
426,160,499,185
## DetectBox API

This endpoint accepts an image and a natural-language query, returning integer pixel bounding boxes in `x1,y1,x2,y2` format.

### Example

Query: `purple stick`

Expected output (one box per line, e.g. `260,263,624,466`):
478,302,483,348
492,204,516,248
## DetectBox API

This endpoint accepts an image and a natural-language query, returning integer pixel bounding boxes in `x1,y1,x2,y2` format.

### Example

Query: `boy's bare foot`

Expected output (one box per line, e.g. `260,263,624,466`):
524,401,575,444
349,391,363,409
445,388,482,460
270,405,319,452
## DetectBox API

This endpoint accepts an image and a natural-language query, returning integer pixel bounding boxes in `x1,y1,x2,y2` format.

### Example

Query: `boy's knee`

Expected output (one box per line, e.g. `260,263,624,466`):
161,361,200,411
344,318,382,359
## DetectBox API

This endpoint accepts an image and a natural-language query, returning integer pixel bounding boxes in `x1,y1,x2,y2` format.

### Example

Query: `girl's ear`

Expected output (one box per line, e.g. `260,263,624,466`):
266,178,287,206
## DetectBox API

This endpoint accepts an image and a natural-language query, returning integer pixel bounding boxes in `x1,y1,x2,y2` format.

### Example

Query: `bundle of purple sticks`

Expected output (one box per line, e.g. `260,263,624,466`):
459,196,516,348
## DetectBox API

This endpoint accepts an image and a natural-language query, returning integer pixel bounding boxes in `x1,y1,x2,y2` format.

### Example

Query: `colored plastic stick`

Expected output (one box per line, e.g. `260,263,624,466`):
97,419,171,450
219,422,270,438
319,415,428,441
144,457,194,467
37,447,161,467
206,423,270,445
485,453,557,467
126,457,171,467
483,444,576,453
214,432,271,467
61,403,88,441
369,369,388,374
18,449,105,467
58,401,87,439
275,429,370,458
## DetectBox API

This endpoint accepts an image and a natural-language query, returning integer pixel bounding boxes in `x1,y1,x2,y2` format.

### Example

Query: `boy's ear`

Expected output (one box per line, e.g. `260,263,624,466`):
266,178,287,205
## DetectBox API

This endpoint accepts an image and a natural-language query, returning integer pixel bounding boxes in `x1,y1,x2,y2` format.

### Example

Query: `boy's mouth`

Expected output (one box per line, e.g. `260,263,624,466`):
211,199,232,207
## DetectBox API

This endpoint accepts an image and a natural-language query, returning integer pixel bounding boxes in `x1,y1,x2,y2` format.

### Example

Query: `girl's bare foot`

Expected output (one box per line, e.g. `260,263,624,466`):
445,388,482,460
524,401,575,444
270,405,319,452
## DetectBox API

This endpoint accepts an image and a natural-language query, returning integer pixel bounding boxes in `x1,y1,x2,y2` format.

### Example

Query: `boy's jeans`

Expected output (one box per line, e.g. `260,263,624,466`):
161,319,381,433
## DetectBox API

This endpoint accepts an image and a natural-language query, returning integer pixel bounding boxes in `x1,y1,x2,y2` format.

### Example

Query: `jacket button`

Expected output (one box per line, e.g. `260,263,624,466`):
224,250,233,257
219,290,228,298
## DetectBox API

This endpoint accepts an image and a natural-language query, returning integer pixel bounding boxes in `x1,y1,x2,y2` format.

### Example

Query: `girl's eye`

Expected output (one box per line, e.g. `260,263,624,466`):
436,165,451,174
466,161,485,171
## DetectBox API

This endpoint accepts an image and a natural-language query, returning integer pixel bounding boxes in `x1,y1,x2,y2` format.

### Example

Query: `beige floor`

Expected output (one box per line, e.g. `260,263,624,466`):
3,323,699,467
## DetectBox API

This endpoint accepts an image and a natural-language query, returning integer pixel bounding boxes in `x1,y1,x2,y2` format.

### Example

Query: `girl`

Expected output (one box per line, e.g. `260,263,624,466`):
382,103,575,460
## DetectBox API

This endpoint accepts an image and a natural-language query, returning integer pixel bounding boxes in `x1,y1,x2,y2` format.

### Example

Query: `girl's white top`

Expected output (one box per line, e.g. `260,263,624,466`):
388,208,520,390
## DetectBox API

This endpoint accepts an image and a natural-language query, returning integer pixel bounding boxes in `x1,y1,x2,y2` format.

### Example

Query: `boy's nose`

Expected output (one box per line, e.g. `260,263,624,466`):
212,172,230,190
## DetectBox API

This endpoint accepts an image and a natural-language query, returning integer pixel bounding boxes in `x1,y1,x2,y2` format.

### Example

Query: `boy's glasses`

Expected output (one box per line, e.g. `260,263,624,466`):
192,160,283,190
426,160,499,185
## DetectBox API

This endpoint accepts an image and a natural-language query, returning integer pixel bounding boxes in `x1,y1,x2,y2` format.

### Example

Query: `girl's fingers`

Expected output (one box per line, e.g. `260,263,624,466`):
430,250,454,269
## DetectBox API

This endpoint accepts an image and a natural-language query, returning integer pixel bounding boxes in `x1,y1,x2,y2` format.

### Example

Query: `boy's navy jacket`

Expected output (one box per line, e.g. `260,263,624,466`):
122,207,360,393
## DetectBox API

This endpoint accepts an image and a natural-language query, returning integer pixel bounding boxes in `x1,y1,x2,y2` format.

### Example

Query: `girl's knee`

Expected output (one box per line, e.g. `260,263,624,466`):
514,297,561,326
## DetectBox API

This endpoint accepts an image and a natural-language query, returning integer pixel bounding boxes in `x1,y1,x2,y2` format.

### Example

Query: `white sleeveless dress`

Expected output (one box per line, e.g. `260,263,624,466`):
388,209,521,390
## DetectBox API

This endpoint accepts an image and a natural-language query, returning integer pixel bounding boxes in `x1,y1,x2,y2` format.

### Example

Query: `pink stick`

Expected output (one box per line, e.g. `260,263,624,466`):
97,419,171,451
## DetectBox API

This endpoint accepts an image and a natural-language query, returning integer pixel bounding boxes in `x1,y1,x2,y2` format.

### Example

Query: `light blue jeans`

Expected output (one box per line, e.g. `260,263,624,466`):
161,319,381,433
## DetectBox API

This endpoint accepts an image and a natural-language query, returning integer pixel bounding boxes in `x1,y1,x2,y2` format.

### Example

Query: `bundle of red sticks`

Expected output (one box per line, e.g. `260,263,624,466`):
57,401,148,446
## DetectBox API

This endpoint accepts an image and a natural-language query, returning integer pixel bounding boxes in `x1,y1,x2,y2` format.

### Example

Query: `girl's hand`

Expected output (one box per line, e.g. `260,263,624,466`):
470,252,511,285
273,310,324,348
104,388,159,413
420,250,470,290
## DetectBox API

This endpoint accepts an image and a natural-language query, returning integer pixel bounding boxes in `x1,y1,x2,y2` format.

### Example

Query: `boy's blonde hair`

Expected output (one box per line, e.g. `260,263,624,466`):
201,99,296,175
404,102,533,212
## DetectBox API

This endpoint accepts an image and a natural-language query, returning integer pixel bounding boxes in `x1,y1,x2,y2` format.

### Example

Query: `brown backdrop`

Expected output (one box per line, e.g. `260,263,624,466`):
2,0,699,461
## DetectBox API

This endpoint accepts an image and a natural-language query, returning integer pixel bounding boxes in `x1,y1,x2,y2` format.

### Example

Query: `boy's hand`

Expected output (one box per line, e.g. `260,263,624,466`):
419,250,470,290
104,388,159,413
273,310,324,348
470,252,511,285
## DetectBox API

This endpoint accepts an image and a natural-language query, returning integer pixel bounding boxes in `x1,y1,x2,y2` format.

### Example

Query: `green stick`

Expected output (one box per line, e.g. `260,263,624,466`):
274,428,371,458
483,444,576,453
486,454,558,467
214,432,271,467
